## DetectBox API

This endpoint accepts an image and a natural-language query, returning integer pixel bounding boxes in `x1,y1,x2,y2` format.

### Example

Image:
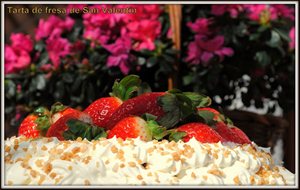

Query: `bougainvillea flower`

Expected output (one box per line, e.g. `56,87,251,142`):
10,33,33,52
46,37,71,68
126,19,161,51
272,4,295,21
187,18,212,35
104,37,132,74
185,35,234,66
289,27,295,50
35,15,74,41
118,4,162,23
211,5,244,18
5,45,31,74
244,4,277,24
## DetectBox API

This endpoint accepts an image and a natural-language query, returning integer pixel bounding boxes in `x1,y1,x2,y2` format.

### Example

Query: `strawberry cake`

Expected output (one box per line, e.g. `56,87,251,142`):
4,75,295,186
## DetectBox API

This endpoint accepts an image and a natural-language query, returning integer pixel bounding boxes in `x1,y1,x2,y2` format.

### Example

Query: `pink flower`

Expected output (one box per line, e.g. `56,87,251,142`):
187,18,211,35
244,5,277,24
126,20,161,51
185,35,234,66
289,27,295,50
211,5,244,18
10,33,33,52
272,4,295,20
119,4,162,23
104,37,132,74
35,15,74,41
46,37,71,68
5,45,31,74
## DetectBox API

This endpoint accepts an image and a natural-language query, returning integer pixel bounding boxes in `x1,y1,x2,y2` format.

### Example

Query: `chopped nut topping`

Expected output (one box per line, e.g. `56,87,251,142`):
137,175,143,180
84,179,91,185
128,162,136,167
111,145,118,153
233,176,240,184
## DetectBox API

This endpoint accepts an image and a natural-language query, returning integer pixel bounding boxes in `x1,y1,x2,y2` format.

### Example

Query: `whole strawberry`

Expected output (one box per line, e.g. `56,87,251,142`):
170,122,224,143
18,107,51,138
50,102,80,123
106,89,211,130
84,75,142,128
107,116,168,141
46,111,92,140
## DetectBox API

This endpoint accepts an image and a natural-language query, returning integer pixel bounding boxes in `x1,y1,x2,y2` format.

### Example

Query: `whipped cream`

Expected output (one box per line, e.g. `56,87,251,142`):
4,136,295,185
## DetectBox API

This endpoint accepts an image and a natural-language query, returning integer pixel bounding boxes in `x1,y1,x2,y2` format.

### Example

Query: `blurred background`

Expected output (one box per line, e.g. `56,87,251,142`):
4,4,295,172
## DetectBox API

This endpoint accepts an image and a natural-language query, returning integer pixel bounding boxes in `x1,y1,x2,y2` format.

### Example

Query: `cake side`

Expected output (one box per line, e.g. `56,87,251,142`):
5,136,295,185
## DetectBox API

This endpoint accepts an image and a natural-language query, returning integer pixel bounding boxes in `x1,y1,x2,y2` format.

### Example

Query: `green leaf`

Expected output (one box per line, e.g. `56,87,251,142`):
64,119,107,141
266,30,282,48
255,51,271,67
110,75,142,101
168,130,187,142
183,92,212,107
36,74,46,90
146,120,168,140
50,102,66,115
197,110,215,125
137,82,152,95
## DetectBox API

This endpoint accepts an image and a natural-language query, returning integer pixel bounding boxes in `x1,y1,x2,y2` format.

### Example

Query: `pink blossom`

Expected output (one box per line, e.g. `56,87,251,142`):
272,4,295,20
185,35,234,66
187,18,211,35
10,33,33,52
82,5,119,45
35,15,74,41
211,5,244,18
126,20,161,51
5,45,31,74
244,5,277,24
46,37,71,68
119,4,162,23
104,37,132,74
289,27,295,50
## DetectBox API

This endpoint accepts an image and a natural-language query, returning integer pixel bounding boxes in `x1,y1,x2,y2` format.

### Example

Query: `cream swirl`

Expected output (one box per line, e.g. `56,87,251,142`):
4,136,295,186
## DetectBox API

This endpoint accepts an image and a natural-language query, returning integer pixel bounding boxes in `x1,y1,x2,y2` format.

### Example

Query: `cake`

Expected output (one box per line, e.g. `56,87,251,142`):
4,136,294,185
4,75,295,186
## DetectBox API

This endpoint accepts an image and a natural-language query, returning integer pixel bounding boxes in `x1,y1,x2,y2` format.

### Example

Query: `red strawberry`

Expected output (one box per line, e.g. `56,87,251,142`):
197,107,220,115
50,102,80,123
46,111,92,140
107,116,168,141
106,90,211,130
214,122,247,144
18,107,51,138
230,126,251,144
106,92,165,130
84,75,142,128
84,97,122,128
173,123,224,143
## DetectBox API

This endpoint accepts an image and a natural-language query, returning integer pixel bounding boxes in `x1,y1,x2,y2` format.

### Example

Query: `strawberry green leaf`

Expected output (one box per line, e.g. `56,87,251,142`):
110,75,142,101
35,115,51,134
142,113,158,121
146,120,168,140
197,110,216,125
137,82,152,95
157,93,181,129
63,119,107,141
183,92,211,107
168,130,187,142
33,106,50,116
50,102,67,115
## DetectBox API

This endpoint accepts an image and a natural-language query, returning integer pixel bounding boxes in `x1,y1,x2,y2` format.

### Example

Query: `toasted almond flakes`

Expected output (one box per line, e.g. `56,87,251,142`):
7,180,13,185
233,176,240,184
68,166,73,170
41,145,48,151
128,162,136,167
137,175,143,180
84,179,91,185
111,145,118,153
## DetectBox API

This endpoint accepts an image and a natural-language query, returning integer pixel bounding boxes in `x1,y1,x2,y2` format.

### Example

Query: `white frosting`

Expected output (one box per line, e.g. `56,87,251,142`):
4,136,295,185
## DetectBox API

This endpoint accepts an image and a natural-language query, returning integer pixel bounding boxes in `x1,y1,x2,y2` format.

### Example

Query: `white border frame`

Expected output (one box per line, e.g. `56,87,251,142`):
1,1,298,189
